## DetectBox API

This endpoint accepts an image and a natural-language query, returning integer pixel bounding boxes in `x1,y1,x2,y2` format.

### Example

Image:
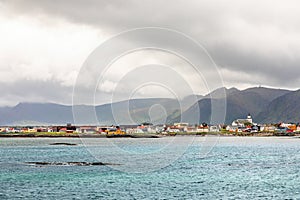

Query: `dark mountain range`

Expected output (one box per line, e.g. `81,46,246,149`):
204,87,239,99
0,98,180,125
95,98,180,125
174,87,291,124
0,87,297,125
0,102,73,125
256,89,300,123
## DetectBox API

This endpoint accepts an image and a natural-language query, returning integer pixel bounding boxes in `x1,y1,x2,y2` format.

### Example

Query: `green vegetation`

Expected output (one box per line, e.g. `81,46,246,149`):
0,132,80,137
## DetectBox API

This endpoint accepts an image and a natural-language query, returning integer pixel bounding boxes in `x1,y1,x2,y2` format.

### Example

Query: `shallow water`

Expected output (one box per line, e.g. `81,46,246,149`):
1,137,300,199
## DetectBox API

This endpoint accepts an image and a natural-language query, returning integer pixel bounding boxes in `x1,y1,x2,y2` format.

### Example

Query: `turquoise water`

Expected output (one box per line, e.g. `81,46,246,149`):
1,137,300,199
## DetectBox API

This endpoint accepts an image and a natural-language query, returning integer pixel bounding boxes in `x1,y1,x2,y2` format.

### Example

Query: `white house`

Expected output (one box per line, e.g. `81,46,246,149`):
232,114,253,127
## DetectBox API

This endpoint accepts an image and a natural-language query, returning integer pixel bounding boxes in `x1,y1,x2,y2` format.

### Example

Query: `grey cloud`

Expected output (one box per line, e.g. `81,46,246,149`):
212,43,300,85
1,0,300,105
0,80,73,106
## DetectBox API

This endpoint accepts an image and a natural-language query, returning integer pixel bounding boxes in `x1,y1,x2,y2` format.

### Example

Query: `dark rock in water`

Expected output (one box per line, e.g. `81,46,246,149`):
49,142,77,146
25,162,120,166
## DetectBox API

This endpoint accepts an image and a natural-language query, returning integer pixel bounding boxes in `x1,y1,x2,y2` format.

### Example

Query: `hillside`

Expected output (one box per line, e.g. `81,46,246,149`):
256,89,300,123
173,87,290,124
0,98,179,125
0,87,296,125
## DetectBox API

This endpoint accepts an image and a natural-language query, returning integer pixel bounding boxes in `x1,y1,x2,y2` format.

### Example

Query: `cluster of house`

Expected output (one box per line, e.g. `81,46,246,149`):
226,114,300,134
1,114,300,134
0,123,216,134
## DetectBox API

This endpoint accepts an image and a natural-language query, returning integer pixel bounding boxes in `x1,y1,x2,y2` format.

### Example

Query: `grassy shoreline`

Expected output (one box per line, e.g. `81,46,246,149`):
0,131,299,138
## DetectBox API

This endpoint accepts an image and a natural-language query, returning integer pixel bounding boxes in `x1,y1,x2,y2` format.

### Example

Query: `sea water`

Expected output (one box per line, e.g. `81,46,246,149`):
0,137,300,199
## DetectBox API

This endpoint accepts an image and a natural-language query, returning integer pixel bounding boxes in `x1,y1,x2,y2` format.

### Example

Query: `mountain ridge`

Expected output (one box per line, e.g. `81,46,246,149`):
0,87,298,125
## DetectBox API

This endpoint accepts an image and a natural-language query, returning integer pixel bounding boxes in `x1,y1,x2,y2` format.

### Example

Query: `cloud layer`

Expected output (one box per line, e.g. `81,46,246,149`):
1,0,300,106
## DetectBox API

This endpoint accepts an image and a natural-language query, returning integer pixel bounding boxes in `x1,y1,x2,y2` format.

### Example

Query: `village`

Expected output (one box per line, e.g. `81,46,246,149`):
1,114,300,136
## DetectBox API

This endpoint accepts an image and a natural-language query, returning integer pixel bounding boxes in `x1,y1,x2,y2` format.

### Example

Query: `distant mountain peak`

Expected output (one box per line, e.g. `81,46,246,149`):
0,87,298,125
205,87,239,99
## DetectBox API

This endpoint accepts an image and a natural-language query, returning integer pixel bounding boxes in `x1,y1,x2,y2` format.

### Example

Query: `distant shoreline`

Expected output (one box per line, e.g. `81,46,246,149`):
0,132,299,138
0,133,161,138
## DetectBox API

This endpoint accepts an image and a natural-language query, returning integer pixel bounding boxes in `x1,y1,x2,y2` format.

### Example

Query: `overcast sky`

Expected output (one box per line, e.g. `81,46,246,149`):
0,0,300,106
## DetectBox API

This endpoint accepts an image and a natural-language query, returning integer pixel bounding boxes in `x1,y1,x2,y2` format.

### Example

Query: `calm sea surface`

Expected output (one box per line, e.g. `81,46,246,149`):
1,137,300,199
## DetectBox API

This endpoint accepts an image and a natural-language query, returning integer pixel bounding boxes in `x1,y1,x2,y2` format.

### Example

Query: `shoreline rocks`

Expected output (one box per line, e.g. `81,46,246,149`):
49,142,77,146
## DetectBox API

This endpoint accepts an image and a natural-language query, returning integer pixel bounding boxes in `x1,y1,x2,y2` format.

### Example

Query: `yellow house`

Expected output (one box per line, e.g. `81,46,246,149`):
24,128,37,133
